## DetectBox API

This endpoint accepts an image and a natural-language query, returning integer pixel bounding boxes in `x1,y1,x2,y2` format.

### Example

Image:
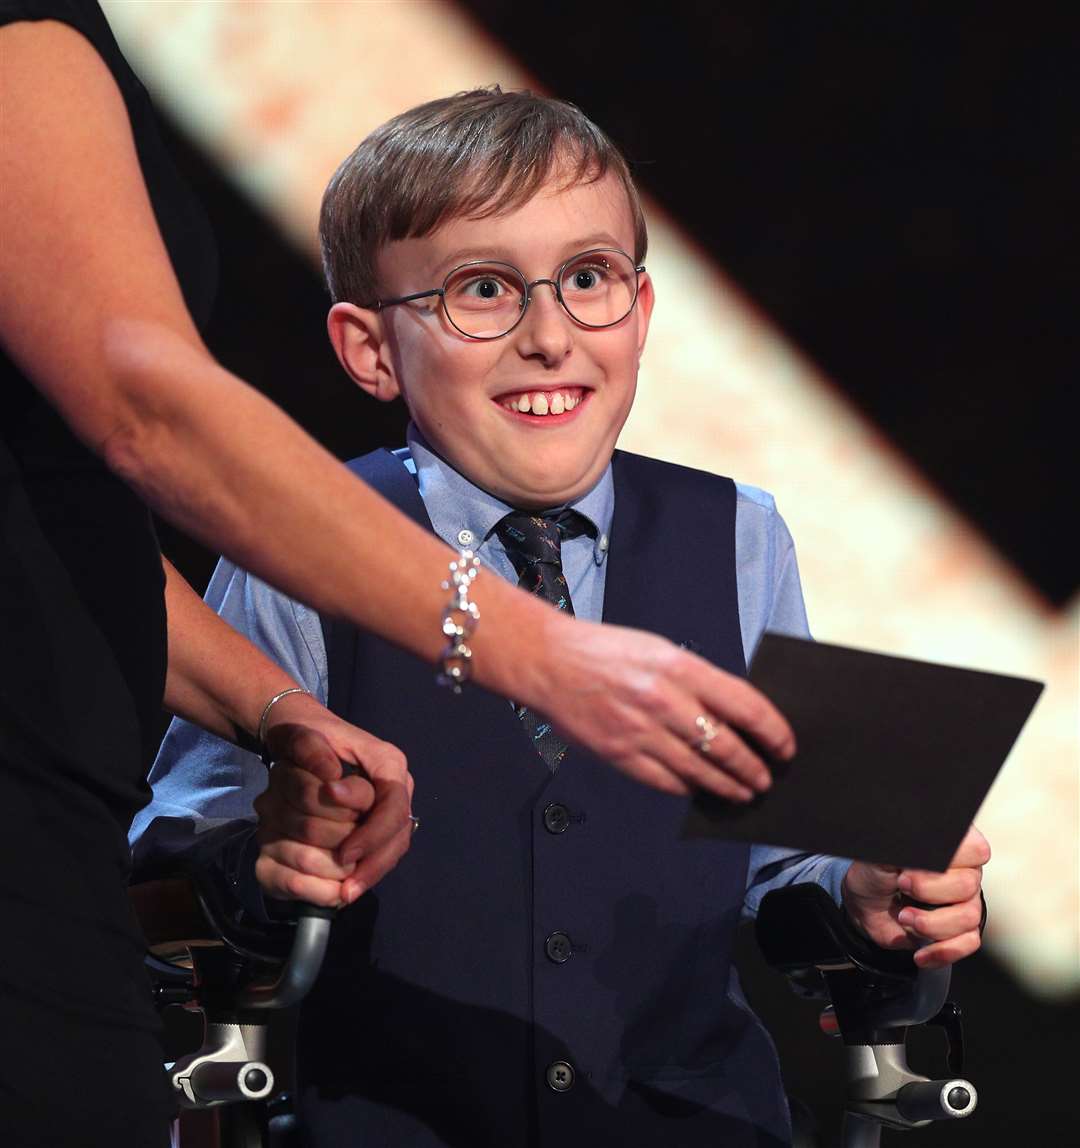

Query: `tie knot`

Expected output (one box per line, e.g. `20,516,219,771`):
494,509,594,574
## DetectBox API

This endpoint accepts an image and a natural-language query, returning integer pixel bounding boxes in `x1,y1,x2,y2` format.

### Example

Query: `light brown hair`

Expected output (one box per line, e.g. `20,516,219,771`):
319,86,648,306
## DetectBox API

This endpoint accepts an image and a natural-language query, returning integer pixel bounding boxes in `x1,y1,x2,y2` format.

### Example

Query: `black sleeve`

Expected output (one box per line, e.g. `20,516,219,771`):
1,0,109,39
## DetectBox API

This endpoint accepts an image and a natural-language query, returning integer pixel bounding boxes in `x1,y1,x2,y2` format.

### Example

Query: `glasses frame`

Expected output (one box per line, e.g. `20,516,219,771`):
366,247,646,340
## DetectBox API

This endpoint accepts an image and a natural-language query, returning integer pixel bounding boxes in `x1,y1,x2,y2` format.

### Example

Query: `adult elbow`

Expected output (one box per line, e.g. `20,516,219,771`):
100,414,157,490
96,317,198,495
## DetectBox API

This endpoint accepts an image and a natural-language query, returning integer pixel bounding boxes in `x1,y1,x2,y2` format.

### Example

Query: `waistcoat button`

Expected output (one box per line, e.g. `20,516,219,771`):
543,803,570,834
545,1060,575,1092
544,932,572,963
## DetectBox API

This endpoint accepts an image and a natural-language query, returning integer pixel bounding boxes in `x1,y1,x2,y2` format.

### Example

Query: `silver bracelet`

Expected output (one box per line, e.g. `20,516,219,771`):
436,550,480,694
256,686,312,747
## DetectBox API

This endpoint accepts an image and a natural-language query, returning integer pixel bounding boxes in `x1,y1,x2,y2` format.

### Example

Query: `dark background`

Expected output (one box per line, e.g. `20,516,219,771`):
460,0,1076,603
154,4,1077,1144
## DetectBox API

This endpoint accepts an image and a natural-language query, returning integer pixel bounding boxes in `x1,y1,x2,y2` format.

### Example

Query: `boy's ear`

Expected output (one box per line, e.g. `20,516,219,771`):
635,271,655,360
326,302,401,402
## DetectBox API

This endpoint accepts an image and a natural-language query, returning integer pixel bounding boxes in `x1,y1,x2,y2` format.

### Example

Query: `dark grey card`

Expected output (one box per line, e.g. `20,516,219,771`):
683,633,1043,871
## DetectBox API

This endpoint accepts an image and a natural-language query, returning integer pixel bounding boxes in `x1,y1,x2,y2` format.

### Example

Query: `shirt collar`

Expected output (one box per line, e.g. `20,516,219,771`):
406,423,613,566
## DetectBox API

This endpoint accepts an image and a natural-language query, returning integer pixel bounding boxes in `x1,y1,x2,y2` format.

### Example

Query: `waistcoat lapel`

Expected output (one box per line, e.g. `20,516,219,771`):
603,450,746,676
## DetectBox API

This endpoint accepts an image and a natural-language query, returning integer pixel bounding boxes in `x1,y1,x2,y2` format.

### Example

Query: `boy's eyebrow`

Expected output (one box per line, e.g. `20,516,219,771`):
427,233,629,280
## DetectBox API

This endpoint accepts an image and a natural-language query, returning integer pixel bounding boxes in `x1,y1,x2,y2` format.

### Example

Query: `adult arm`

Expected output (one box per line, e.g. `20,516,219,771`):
162,559,410,906
130,562,310,911
162,557,297,745
0,19,794,800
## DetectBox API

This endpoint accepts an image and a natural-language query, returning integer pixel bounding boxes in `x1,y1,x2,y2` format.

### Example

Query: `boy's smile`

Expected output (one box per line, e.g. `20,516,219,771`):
364,171,654,509
496,384,587,418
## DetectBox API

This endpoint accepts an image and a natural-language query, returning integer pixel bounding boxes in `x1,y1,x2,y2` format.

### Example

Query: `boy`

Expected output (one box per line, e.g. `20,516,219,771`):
134,89,987,1146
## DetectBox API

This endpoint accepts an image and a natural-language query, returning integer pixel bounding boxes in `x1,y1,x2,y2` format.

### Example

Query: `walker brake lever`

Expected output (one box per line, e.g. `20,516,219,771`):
926,1001,965,1076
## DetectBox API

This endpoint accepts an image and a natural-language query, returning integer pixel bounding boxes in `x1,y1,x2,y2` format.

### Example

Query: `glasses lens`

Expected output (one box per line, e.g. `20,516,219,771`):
558,250,638,328
443,262,527,338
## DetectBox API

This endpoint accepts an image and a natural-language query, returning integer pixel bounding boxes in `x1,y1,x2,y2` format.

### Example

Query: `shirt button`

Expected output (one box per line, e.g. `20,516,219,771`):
545,1060,575,1092
545,932,572,964
542,803,570,834
457,529,475,547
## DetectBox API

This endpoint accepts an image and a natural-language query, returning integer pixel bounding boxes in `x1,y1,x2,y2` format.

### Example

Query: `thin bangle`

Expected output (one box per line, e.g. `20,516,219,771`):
257,686,312,747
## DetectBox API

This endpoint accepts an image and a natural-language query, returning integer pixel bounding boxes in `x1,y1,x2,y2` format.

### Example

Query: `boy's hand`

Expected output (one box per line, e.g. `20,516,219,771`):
254,696,414,908
841,825,990,969
535,618,795,801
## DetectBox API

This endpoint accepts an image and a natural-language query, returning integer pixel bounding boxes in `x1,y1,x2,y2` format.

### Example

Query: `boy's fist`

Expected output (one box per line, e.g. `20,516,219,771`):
254,696,414,907
841,824,990,970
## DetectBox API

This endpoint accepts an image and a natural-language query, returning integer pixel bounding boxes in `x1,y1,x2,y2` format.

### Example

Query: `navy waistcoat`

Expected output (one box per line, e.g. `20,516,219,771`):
302,449,790,1148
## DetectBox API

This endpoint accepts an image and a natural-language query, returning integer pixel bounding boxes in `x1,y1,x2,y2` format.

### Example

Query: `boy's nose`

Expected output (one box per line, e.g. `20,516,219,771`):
515,281,573,365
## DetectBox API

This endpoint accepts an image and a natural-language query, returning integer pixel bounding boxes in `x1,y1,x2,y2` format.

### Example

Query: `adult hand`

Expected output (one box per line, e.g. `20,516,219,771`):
254,694,414,908
530,616,796,801
841,825,990,970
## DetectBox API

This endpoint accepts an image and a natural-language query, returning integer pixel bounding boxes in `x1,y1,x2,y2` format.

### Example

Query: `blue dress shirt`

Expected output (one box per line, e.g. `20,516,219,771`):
131,428,850,914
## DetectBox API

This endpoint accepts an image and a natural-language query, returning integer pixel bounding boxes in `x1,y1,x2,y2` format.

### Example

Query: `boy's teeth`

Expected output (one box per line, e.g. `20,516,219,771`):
503,390,581,416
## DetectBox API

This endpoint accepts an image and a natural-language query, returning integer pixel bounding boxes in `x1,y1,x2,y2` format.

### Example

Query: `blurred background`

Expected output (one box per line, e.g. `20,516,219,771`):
100,2,1077,1142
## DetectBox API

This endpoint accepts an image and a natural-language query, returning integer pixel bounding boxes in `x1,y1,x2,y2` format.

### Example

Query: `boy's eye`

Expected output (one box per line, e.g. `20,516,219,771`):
561,260,610,293
445,265,524,308
467,278,505,299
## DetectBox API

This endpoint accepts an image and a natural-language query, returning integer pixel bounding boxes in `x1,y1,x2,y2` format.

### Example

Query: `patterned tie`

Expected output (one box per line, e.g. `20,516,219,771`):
494,509,596,770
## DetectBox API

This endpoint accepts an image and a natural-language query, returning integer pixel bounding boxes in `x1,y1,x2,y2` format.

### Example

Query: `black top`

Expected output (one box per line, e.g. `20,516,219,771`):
0,0,216,1027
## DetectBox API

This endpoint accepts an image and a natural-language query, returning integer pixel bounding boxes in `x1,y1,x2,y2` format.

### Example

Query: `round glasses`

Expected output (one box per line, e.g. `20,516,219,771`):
369,248,645,340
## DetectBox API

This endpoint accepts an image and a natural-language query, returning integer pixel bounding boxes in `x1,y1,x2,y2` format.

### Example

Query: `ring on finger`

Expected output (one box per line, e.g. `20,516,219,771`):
694,714,718,755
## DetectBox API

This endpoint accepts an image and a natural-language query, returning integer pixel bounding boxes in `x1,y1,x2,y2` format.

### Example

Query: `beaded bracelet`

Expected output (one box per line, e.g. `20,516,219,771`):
436,550,480,693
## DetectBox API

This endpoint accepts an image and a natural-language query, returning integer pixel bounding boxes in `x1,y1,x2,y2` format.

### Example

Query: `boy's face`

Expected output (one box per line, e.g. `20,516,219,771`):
371,171,653,508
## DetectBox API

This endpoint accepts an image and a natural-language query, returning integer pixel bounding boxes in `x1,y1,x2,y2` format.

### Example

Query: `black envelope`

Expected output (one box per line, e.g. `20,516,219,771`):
683,633,1044,872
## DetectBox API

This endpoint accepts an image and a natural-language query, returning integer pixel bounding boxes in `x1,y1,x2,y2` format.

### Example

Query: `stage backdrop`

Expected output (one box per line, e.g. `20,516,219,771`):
102,1,1077,1000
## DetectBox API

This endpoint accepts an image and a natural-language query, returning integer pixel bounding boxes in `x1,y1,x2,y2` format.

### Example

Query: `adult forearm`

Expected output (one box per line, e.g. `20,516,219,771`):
2,18,800,805
105,334,555,703
162,558,301,742
1,19,539,695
